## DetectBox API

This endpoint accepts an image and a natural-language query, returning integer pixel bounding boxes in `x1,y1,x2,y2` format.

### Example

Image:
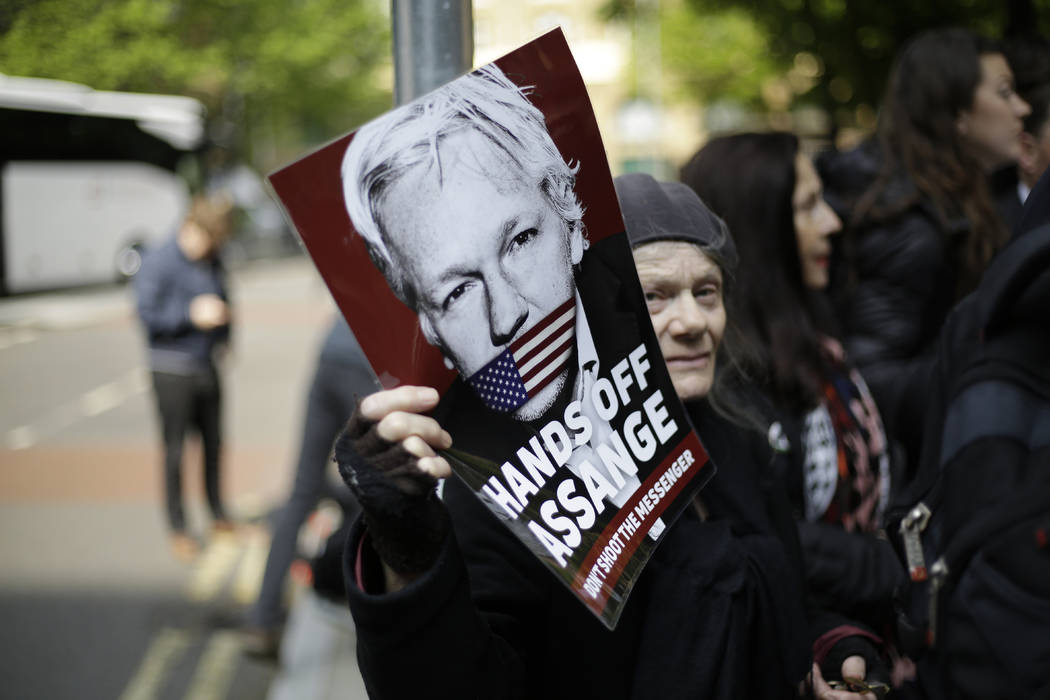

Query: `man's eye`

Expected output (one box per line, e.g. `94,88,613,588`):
644,290,664,302
509,228,539,250
442,282,471,311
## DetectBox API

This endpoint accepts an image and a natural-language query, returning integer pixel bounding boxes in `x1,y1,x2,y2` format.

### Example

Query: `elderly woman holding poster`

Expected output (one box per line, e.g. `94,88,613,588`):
269,30,881,698
337,173,887,699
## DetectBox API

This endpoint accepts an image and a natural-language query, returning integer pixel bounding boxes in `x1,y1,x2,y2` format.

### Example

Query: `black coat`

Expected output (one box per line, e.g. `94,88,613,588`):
820,145,969,467
344,399,811,700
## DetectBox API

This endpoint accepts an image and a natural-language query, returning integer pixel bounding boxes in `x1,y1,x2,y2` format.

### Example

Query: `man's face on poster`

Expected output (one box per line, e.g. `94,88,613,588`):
377,129,583,419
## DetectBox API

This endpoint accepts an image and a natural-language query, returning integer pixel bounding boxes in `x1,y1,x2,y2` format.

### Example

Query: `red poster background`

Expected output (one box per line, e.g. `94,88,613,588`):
268,29,623,393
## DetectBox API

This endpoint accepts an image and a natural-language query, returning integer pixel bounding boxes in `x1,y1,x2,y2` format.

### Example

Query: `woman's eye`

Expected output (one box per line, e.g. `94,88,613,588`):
695,285,719,301
510,228,539,250
800,195,819,213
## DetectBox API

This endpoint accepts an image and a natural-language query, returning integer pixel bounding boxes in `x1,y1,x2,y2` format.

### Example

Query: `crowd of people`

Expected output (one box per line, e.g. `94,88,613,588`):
134,23,1050,700
323,26,1049,700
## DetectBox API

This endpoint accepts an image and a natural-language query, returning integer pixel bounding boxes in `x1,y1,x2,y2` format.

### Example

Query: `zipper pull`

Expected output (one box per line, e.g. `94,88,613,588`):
926,557,948,647
899,502,931,581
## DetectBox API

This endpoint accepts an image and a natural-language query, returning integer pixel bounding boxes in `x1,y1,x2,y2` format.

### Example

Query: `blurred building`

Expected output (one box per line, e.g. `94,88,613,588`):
473,0,705,179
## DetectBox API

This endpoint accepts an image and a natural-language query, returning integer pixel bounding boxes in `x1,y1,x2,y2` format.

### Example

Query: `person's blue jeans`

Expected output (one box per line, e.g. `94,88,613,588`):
249,360,363,628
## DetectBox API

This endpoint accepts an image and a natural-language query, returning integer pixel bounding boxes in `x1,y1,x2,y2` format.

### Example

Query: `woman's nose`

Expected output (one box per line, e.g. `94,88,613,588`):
1013,93,1031,119
667,292,706,337
819,199,842,236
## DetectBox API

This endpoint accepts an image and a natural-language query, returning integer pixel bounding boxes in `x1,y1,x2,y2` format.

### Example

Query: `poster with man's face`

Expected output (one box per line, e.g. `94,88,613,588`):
269,29,713,629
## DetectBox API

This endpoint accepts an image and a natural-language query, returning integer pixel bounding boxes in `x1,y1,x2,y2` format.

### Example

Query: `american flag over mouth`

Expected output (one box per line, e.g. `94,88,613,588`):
468,298,576,413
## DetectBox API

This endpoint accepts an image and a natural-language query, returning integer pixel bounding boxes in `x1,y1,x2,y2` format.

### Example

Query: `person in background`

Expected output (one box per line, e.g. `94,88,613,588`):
817,27,1030,472
994,33,1050,231
242,314,375,658
333,174,881,699
135,194,235,561
683,132,906,693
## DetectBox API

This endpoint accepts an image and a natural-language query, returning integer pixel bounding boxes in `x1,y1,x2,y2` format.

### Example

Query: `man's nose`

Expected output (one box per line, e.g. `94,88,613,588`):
487,275,529,347
667,292,706,338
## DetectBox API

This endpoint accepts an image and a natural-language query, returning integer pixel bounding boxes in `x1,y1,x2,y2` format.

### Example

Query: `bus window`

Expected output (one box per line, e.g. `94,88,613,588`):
0,75,205,294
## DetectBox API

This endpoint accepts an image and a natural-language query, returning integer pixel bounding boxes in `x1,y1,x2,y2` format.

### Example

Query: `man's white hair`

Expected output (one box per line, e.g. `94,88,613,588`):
341,63,584,308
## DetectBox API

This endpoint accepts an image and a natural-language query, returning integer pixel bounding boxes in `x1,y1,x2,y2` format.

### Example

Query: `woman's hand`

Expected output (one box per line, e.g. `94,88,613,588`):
810,658,886,700
359,385,452,479
335,385,455,590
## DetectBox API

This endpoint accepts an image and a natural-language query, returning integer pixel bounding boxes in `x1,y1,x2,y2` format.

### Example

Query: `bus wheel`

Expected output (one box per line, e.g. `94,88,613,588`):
116,242,145,280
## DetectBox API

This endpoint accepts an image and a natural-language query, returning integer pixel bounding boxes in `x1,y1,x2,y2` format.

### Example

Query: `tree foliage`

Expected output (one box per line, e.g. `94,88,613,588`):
659,5,779,105
604,0,1050,130
0,0,392,167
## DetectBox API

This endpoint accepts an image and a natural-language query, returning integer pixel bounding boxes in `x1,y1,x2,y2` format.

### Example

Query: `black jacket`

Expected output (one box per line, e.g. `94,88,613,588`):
344,399,812,700
820,145,968,467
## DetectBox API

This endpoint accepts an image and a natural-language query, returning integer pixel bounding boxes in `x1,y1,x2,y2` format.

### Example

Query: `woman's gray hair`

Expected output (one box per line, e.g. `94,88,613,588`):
342,64,585,307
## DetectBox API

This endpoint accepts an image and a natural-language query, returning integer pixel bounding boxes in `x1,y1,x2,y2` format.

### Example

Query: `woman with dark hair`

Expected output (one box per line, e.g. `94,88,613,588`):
682,131,907,693
818,27,1030,467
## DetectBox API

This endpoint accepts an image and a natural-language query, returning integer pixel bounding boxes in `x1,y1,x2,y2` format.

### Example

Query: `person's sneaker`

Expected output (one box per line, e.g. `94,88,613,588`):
170,533,201,562
240,625,281,661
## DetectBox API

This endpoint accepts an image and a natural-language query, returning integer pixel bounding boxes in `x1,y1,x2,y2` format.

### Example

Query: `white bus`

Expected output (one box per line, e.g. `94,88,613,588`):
0,74,206,294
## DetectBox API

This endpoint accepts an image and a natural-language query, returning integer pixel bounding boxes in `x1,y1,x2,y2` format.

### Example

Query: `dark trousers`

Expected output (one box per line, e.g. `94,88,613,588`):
151,367,226,533
249,359,362,628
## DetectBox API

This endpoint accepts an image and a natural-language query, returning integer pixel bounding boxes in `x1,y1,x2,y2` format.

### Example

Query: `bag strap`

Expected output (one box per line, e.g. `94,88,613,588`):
939,377,1050,464
977,222,1050,334
933,373,1050,575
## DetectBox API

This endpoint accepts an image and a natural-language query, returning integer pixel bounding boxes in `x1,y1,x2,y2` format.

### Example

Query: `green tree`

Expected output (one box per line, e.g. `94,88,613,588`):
0,0,392,169
659,4,780,106
604,0,1050,132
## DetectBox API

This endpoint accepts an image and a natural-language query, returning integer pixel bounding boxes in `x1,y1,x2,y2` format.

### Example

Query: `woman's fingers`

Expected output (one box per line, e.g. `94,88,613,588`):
377,411,452,450
810,663,877,700
402,435,436,459
840,657,867,684
357,386,453,479
417,455,452,479
359,385,452,450
360,385,440,422
402,437,452,478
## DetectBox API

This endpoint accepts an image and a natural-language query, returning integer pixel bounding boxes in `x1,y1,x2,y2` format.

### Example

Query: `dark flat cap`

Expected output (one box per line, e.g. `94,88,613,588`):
613,172,736,270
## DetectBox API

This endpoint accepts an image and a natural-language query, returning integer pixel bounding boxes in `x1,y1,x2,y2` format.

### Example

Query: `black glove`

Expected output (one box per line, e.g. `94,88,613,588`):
333,405,449,577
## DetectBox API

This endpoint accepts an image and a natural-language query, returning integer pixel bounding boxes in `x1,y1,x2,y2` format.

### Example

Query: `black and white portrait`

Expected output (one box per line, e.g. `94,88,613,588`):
340,63,663,517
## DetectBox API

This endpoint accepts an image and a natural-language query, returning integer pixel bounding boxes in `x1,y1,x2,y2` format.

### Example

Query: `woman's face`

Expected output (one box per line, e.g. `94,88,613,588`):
793,154,841,290
633,241,726,402
956,53,1031,171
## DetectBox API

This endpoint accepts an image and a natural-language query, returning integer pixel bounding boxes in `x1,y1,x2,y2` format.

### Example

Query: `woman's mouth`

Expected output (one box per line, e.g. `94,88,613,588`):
666,352,711,369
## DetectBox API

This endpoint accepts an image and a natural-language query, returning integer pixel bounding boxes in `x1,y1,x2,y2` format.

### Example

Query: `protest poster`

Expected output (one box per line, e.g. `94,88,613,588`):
268,27,714,629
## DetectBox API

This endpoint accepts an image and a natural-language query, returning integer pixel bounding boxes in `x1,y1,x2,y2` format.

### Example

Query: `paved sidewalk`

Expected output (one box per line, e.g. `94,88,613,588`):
268,588,367,700
0,255,369,699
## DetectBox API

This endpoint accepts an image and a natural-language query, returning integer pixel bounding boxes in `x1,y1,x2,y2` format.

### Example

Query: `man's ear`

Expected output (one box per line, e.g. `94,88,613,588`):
418,313,439,346
419,315,456,370
569,223,585,265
